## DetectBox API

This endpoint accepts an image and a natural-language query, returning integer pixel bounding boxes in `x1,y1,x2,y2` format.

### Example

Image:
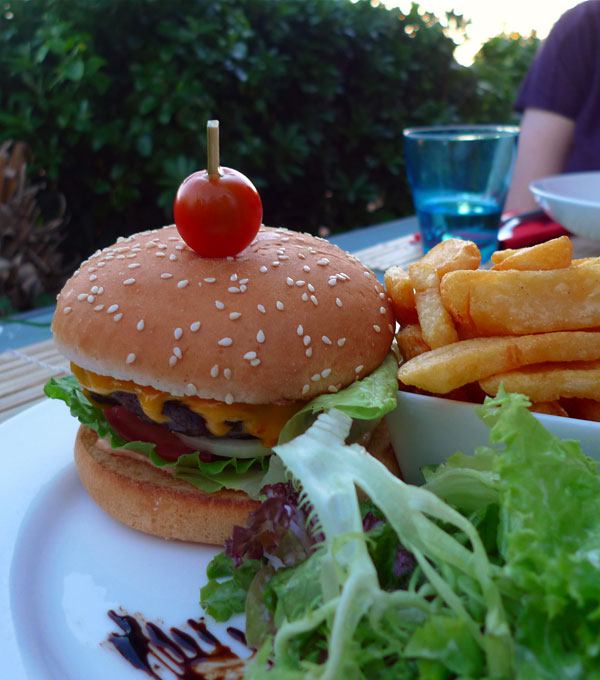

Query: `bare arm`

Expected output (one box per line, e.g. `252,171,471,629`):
504,108,575,214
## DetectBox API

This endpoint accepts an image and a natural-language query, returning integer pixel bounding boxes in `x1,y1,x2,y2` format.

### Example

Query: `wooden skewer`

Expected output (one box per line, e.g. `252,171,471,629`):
207,120,220,179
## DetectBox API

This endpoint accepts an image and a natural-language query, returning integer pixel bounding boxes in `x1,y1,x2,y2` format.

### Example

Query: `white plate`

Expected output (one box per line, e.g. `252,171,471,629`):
0,400,247,679
387,391,600,485
530,171,600,240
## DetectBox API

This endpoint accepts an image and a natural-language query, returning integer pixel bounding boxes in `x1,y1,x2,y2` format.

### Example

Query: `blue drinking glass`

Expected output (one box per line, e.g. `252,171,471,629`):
403,125,519,256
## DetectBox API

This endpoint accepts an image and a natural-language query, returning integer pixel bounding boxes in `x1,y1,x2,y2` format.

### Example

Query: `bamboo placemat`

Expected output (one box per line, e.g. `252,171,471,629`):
0,339,69,423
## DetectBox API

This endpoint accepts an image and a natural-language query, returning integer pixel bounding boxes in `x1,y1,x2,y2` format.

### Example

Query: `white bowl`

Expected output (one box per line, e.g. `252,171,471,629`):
530,171,600,240
386,392,600,485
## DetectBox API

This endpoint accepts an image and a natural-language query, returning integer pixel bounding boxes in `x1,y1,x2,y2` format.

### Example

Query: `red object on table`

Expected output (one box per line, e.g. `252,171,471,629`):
498,211,571,250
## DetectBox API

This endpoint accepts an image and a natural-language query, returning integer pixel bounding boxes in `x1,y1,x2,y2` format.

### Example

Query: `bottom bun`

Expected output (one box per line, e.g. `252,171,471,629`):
74,420,399,546
75,425,260,545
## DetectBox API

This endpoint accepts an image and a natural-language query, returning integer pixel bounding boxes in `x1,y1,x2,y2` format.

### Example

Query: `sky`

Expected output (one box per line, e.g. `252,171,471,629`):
381,0,582,64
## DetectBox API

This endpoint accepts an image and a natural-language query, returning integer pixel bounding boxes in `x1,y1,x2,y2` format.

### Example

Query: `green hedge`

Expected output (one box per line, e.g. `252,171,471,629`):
0,0,528,259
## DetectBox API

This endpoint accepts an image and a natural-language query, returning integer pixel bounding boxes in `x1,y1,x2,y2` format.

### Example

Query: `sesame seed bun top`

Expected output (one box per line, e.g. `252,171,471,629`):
53,225,395,404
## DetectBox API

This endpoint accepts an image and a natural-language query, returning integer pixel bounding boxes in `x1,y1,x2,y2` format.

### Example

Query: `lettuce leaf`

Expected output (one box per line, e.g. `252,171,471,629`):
278,352,399,443
44,375,280,498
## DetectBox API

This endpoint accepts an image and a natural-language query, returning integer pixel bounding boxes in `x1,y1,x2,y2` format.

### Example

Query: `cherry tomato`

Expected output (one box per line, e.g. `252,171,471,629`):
173,167,262,258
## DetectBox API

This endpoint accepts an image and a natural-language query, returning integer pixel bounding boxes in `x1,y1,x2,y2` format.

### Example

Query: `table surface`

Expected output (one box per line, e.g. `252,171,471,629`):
0,216,420,422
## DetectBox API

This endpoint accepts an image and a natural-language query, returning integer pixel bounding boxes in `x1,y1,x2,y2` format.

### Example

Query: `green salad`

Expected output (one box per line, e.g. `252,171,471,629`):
201,390,600,678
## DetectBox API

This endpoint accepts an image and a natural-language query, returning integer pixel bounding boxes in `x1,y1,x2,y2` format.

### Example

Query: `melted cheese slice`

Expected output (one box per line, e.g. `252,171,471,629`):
71,363,301,447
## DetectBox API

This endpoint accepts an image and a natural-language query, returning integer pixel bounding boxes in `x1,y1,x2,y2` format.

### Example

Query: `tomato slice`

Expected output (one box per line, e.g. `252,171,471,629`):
105,406,212,462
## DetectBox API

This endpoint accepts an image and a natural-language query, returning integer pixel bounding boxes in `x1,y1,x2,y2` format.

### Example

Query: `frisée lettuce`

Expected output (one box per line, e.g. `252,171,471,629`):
202,391,600,678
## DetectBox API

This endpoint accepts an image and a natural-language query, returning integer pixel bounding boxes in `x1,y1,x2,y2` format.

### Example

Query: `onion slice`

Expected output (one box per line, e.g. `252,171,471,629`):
175,432,272,458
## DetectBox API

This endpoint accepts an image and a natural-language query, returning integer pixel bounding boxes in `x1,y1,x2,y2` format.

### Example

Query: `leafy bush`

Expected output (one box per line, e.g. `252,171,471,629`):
0,0,533,264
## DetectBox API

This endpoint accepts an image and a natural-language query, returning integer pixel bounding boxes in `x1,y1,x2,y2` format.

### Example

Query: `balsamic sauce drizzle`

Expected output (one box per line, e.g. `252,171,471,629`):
107,610,250,679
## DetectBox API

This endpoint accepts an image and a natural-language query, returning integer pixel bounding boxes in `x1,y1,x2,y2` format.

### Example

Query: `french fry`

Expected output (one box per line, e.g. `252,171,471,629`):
440,265,600,335
397,331,600,394
490,236,572,271
384,266,418,325
397,323,430,361
408,239,480,349
479,362,600,402
529,401,570,417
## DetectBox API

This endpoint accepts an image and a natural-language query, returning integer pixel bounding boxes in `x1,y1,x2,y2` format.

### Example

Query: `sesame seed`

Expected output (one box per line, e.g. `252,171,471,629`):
91,286,99,294
87,295,95,303
107,304,119,314
128,263,140,270
363,271,370,278
158,243,167,250
309,248,317,254
97,262,106,268
63,306,72,315
185,383,197,396
328,278,337,286
336,298,343,307
257,304,266,314
379,292,386,300
215,300,225,310
160,273,173,279
218,337,233,347
77,293,87,301
305,347,313,357
224,368,232,380
279,255,289,261
302,384,310,395
286,277,294,286
173,346,182,359
89,274,98,282
228,286,240,293
303,265,311,272
97,287,104,295
295,280,305,287
174,327,183,340
169,254,177,261
175,244,185,251
169,356,178,367
276,301,284,311
168,236,179,241
272,261,280,267
204,277,216,283
328,385,339,393
250,358,261,367
190,321,201,332
225,393,234,405
321,368,332,378
303,335,311,346
123,278,136,286
210,365,219,378
355,365,364,374
298,253,306,260
126,353,136,364
297,324,304,336
337,337,346,347
302,292,309,302
317,258,330,266
239,278,249,285
155,251,166,257
177,279,189,289
282,236,290,242
256,329,265,343
113,313,123,322
373,324,381,333
88,266,97,273
322,336,332,345
226,256,234,262
310,295,318,306
380,306,387,314
230,273,238,282
94,304,104,312
116,254,126,260
244,351,257,360
259,266,268,273
137,320,145,331
311,374,321,382
240,285,247,293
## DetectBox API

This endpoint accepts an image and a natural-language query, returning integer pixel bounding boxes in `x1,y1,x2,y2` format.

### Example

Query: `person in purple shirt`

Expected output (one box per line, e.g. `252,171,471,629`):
504,0,600,213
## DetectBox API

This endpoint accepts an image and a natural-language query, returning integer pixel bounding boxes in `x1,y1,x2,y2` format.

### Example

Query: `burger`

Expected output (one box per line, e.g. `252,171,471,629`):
47,225,398,544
